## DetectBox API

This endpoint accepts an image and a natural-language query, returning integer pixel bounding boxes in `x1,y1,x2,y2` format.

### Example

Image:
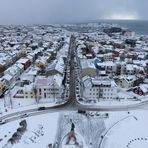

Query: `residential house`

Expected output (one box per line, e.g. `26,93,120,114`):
81,59,96,77
4,66,19,82
23,83,35,99
125,64,136,75
46,58,64,76
82,76,117,101
117,76,136,89
3,73,13,86
132,84,148,96
16,58,31,70
35,74,63,100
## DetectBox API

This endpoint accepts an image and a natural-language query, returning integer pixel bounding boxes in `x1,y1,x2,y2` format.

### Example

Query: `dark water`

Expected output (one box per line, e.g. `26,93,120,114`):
101,20,148,35
62,20,148,35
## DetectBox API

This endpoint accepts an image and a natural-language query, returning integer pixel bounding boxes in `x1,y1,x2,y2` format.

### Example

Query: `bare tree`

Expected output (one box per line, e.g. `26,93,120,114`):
33,86,38,103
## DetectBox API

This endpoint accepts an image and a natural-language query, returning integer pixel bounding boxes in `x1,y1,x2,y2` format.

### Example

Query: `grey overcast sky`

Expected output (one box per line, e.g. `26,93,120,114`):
0,0,147,24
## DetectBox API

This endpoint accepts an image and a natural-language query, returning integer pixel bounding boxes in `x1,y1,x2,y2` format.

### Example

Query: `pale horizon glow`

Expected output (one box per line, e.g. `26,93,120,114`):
107,13,138,20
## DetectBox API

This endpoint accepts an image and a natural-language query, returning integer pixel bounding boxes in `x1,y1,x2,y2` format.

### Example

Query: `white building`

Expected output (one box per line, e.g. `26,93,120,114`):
35,74,63,100
4,64,21,82
3,73,13,86
23,83,35,99
82,76,117,100
96,61,117,75
125,64,136,75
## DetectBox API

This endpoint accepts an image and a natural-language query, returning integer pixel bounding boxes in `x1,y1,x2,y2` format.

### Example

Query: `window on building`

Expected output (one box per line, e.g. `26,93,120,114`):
44,93,46,98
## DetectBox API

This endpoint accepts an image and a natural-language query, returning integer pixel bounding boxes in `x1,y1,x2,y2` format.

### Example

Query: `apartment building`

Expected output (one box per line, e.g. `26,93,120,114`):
82,76,117,100
35,74,63,100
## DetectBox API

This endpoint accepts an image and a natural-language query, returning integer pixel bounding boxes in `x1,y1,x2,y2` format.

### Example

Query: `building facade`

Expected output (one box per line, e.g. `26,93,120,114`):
35,75,63,100
83,76,117,100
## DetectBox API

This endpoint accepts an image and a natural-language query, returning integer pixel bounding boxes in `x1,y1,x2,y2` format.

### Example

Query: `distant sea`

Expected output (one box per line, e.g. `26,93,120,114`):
63,20,148,35
101,20,148,35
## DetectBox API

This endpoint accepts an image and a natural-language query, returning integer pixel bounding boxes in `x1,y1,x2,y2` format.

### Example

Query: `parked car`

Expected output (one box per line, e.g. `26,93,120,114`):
38,107,46,111
20,113,29,118
0,120,6,125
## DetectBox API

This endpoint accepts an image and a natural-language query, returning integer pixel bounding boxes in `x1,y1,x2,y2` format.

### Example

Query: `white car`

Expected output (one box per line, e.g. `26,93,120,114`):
0,120,6,125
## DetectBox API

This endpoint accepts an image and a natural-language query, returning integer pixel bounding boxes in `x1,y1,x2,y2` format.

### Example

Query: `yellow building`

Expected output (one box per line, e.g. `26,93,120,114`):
81,60,96,77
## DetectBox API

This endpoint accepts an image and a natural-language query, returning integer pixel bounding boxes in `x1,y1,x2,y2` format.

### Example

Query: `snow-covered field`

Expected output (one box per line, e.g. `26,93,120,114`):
102,110,148,148
0,113,59,148
0,110,148,148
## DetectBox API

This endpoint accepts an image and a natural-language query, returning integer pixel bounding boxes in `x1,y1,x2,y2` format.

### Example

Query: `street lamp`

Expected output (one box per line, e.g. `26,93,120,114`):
4,93,6,108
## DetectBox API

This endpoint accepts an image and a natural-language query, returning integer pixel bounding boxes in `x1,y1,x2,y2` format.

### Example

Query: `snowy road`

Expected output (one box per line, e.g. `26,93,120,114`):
1,95,148,125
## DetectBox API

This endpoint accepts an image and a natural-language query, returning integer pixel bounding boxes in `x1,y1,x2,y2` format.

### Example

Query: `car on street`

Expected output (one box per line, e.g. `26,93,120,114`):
20,113,29,118
0,120,6,125
38,107,46,110
76,87,79,90
78,98,83,101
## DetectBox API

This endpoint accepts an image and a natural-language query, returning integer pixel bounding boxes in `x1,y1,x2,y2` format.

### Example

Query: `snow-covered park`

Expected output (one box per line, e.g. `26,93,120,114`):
0,113,59,148
0,110,148,148
101,110,148,148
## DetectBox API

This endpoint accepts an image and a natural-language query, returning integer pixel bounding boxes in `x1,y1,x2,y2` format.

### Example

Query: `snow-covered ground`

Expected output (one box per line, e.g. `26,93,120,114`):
0,98,66,118
101,110,148,148
1,110,148,148
0,113,59,148
80,99,142,107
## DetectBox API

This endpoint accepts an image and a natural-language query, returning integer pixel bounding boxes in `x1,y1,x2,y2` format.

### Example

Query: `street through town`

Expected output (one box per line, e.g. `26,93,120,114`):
0,35,148,124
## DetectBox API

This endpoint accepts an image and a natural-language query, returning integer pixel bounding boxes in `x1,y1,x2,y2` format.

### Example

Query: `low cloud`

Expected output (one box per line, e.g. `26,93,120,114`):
0,0,147,24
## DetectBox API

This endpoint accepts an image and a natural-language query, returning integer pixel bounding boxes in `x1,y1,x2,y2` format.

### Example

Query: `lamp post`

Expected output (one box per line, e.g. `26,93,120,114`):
9,88,13,109
4,93,6,108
